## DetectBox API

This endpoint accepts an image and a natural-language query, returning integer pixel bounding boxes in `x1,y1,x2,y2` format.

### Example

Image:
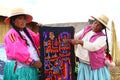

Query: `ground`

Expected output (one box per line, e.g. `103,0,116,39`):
110,64,120,80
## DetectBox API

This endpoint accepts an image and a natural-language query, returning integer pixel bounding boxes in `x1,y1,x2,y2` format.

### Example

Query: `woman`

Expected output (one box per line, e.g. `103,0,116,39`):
67,15,111,80
3,8,42,80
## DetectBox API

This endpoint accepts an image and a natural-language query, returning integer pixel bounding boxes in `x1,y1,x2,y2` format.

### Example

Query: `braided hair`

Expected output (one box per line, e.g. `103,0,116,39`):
10,15,35,47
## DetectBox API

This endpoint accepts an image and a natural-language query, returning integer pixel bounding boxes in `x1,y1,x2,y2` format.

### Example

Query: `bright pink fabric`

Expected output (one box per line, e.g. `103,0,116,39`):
80,26,106,70
4,28,40,65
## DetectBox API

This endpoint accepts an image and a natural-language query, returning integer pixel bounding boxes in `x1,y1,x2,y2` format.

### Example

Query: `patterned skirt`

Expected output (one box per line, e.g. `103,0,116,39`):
4,61,39,80
77,62,110,80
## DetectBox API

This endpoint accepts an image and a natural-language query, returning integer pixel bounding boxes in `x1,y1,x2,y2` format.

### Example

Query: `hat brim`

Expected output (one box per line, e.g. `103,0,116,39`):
91,16,110,30
4,13,33,24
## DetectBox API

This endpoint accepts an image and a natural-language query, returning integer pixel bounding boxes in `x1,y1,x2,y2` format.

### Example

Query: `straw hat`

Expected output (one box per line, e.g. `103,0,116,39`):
4,8,33,24
91,15,110,30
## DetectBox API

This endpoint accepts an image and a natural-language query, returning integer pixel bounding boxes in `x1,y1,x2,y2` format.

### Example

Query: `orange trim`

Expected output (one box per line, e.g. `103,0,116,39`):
9,34,14,43
11,34,16,41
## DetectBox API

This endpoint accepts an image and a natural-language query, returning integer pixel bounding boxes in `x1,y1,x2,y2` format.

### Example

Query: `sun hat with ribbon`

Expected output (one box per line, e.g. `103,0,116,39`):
4,8,33,24
91,15,110,30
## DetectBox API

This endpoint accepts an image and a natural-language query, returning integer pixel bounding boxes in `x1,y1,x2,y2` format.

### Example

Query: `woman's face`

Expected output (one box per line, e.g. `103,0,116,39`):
13,15,26,29
92,20,103,32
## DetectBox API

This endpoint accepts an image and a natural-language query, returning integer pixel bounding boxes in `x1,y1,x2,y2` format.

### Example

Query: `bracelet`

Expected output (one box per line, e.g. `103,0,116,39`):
30,59,35,66
25,57,33,65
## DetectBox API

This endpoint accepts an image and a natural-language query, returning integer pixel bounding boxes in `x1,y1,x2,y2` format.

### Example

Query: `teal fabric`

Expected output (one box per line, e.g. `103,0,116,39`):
3,61,39,80
77,62,110,80
4,61,16,80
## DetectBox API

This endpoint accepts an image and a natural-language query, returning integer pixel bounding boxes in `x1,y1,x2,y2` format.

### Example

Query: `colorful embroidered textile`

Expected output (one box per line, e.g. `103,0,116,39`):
39,26,75,80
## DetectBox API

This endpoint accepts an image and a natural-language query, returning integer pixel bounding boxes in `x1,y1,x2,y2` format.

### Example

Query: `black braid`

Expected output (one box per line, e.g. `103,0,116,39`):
23,28,36,47
104,28,111,59
104,28,109,54
100,22,109,54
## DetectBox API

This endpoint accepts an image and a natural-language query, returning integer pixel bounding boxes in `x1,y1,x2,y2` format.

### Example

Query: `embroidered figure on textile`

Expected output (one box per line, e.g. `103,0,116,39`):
43,31,72,80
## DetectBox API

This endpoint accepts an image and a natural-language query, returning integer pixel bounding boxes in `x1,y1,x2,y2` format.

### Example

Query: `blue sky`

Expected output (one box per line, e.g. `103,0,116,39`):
0,0,120,41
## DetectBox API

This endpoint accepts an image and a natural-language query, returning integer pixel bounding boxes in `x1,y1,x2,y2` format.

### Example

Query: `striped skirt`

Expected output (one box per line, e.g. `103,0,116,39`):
77,62,110,80
4,61,39,80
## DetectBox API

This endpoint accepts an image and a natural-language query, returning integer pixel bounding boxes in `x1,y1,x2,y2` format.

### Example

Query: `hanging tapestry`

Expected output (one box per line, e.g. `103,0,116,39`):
39,26,75,80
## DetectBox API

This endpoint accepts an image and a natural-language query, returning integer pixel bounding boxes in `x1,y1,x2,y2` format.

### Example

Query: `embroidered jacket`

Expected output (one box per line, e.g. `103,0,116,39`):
4,28,40,65
79,25,106,70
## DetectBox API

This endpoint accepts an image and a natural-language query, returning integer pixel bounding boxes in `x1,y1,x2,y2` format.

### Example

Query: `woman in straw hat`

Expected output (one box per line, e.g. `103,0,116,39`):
66,15,111,80
3,8,42,80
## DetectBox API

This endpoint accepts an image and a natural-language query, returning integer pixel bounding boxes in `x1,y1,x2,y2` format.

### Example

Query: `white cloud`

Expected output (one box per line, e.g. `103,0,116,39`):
0,0,120,41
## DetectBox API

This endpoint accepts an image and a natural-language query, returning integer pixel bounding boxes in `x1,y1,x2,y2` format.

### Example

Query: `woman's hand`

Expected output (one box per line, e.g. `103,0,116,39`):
32,61,42,68
65,39,83,45
70,39,81,45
